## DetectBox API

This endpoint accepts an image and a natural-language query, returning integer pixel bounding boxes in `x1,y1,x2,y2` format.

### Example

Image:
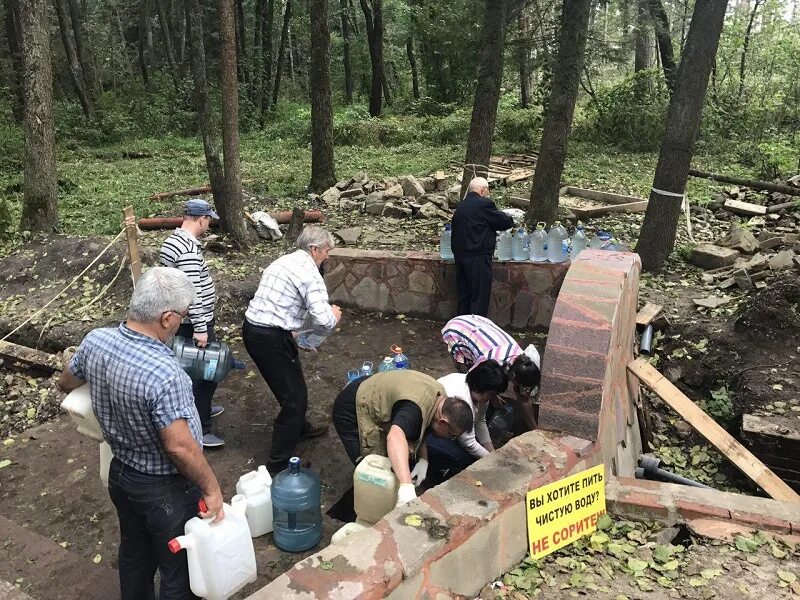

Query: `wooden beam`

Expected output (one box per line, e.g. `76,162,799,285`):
123,206,142,285
688,169,800,197
0,340,61,372
571,201,649,218
564,186,647,205
627,358,800,503
636,303,663,328
723,199,767,216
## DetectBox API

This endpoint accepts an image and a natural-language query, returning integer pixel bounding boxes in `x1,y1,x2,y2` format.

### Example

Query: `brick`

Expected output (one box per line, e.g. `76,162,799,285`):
675,499,731,521
730,510,791,534
689,244,740,270
559,435,594,458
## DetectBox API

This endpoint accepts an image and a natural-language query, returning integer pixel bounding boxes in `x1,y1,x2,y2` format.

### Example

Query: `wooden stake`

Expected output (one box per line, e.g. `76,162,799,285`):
123,206,142,285
636,303,663,328
628,358,800,503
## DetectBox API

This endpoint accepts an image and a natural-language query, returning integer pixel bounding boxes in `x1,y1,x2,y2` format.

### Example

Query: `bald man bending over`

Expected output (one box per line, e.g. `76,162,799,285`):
451,177,514,316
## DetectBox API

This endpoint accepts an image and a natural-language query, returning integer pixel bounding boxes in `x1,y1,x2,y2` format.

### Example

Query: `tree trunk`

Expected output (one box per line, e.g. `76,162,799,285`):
271,0,292,108
309,0,336,191
647,0,677,94
66,0,99,97
4,0,24,122
635,0,729,272
218,0,249,246
634,0,653,97
185,0,225,211
19,0,58,233
339,0,353,103
360,0,385,117
175,3,187,66
259,0,276,113
517,11,530,108
53,0,95,119
155,0,180,88
407,37,419,100
236,0,248,85
251,0,264,100
736,0,763,102
526,0,591,225
460,0,508,199
138,0,152,88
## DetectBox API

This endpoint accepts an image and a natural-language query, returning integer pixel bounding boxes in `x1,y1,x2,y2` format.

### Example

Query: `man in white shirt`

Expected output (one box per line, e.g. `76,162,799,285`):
424,360,509,485
242,226,342,475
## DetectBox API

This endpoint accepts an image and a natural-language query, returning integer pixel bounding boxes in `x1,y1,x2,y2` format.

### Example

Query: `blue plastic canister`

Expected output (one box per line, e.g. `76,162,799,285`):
271,457,322,552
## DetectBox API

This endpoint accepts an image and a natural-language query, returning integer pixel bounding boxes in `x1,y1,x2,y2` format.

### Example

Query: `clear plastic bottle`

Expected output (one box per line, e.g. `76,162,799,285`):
546,221,569,263
271,457,322,552
589,230,612,249
570,221,588,261
439,223,454,260
296,314,333,351
377,357,395,372
511,227,530,261
529,222,548,262
390,345,409,369
496,230,513,261
170,337,246,383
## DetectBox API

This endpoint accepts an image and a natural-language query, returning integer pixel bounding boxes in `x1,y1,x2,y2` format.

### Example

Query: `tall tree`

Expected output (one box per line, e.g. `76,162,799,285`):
459,0,508,198
218,0,250,245
636,0,729,271
647,0,677,94
272,0,292,107
360,0,386,116
258,0,276,113
186,0,225,210
309,0,336,191
339,0,353,103
155,0,180,87
251,0,265,100
526,0,591,225
3,0,23,122
54,0,95,119
19,0,58,233
236,0,248,85
138,0,153,88
516,11,531,108
737,0,764,102
66,0,99,97
634,0,653,97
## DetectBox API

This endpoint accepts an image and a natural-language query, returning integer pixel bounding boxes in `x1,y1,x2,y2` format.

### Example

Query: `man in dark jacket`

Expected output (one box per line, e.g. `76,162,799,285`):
451,177,514,316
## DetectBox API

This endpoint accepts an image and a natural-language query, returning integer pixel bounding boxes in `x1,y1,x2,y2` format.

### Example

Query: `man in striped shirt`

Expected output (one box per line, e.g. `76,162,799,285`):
243,226,342,475
441,314,541,430
159,199,225,448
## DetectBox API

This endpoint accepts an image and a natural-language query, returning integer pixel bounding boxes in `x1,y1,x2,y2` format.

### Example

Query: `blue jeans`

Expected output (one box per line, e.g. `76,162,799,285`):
425,434,477,485
107,458,202,600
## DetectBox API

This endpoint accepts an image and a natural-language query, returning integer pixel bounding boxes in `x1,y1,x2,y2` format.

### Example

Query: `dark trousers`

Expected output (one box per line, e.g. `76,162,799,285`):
107,458,201,600
455,254,492,316
176,320,217,435
332,376,368,464
425,434,477,485
242,320,309,474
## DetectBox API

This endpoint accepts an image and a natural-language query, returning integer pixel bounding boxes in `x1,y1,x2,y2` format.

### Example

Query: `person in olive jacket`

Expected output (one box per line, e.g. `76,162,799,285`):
451,177,514,316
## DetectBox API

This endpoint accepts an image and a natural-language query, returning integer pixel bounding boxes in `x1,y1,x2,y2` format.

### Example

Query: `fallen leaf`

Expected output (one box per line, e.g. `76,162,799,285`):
320,561,333,570
404,514,423,527
778,571,797,584
0,459,11,469
93,554,102,563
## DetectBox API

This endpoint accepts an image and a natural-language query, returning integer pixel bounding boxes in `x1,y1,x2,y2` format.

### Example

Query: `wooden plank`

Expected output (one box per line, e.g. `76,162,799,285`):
564,186,647,205
627,358,800,503
0,340,61,372
636,303,663,328
123,206,142,284
723,199,767,216
571,200,649,218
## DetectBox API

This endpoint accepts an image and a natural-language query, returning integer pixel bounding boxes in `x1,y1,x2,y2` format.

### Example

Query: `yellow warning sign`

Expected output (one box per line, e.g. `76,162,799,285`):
526,464,606,559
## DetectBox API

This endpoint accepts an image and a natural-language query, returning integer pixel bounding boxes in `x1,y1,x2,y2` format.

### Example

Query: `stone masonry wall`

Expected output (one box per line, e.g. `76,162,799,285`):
323,249,569,330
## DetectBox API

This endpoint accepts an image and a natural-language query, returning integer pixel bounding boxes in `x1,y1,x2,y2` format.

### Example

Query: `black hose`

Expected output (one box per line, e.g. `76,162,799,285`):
636,455,712,489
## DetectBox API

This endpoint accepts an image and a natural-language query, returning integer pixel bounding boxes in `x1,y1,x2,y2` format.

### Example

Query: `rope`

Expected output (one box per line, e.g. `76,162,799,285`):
651,187,695,243
0,228,127,343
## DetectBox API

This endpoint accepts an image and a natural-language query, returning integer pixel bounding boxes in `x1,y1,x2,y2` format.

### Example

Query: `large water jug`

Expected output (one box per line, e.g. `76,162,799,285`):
512,227,530,261
496,230,513,261
61,385,114,486
354,454,399,524
546,221,569,263
234,465,273,537
390,345,409,369
295,313,334,351
529,222,548,262
170,337,246,383
168,497,257,600
589,230,612,249
570,222,588,261
439,223,454,260
377,357,395,372
271,457,322,552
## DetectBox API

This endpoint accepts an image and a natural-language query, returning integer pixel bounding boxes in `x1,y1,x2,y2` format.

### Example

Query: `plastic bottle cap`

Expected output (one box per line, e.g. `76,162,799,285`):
391,344,402,354
198,498,208,513
168,539,182,554
289,456,301,467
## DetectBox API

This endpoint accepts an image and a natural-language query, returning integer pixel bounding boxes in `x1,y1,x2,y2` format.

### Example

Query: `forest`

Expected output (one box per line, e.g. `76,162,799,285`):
2,0,799,270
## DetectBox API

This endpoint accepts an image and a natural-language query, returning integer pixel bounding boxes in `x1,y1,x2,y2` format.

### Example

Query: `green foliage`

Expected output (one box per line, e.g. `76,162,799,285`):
737,140,800,180
699,386,735,424
495,108,543,145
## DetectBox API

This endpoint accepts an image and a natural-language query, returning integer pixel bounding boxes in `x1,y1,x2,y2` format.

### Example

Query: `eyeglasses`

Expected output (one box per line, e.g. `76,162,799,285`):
165,310,188,319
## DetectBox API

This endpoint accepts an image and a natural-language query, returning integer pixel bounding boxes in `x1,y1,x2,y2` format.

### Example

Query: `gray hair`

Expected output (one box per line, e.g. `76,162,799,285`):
296,225,336,252
468,177,489,193
128,267,197,323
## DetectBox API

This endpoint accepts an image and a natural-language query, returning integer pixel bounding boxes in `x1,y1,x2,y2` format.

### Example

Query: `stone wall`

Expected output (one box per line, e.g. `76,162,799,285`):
323,249,569,330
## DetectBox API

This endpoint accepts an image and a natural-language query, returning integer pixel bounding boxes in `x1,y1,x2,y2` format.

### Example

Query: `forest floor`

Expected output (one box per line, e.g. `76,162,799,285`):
0,138,798,598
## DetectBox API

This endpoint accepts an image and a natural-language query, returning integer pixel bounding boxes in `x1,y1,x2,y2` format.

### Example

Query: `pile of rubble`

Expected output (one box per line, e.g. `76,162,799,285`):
708,175,800,223
312,172,464,221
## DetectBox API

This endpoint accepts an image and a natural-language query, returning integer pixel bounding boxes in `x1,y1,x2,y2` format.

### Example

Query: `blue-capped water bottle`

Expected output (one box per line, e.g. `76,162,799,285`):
390,345,409,369
439,223,454,260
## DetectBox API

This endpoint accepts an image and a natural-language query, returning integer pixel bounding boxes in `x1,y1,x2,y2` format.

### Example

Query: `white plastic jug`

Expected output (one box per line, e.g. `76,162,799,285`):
169,497,257,600
234,465,273,537
61,385,113,486
354,454,399,524
331,521,367,545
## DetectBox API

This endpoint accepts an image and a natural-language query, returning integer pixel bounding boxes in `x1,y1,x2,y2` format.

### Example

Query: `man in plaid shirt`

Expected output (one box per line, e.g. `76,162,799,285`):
58,267,224,600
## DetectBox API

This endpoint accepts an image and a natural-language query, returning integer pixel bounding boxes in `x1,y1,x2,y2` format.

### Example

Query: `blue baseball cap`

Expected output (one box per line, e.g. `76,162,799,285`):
185,198,219,219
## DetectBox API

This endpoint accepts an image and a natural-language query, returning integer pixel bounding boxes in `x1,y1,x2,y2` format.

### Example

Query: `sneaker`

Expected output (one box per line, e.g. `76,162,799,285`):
210,405,224,418
202,433,225,448
299,422,329,441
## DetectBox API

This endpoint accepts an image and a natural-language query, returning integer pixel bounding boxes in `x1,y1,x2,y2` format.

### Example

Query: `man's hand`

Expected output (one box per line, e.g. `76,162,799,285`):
193,332,209,348
331,305,342,324
410,458,429,487
61,346,76,370
199,489,225,524
395,483,416,507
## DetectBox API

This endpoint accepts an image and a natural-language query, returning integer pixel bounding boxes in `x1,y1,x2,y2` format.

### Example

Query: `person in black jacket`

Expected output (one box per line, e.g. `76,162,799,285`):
451,177,514,316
